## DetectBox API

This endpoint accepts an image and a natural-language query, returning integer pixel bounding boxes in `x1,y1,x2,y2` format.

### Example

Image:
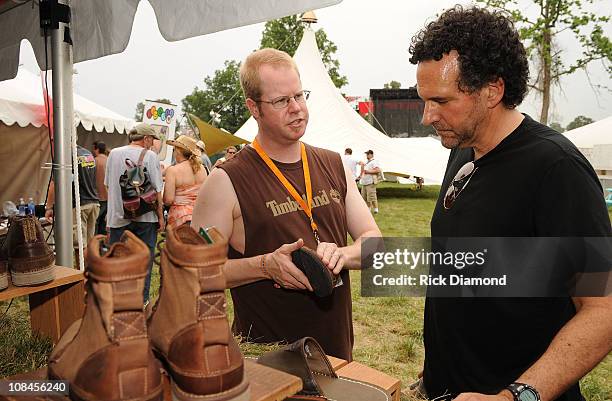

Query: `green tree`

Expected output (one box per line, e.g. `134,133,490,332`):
566,115,594,131
134,98,172,121
549,121,565,132
181,60,250,134
260,15,348,89
384,80,402,89
476,0,611,125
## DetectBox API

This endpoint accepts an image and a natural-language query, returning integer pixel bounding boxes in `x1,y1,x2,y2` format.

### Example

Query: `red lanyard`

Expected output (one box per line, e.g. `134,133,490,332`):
252,139,320,244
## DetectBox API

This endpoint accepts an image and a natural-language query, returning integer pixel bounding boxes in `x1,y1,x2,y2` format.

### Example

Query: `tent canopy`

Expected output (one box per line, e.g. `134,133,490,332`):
564,115,612,148
234,27,450,184
0,0,342,82
0,67,133,133
190,114,249,156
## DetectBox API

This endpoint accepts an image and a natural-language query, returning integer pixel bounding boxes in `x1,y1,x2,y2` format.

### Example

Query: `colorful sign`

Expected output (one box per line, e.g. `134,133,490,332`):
145,105,175,125
142,100,178,165
143,101,176,127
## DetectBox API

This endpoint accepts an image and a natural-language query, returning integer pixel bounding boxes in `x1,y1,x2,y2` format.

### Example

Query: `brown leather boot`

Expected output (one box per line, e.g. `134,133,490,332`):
0,215,54,286
48,231,163,401
148,224,249,401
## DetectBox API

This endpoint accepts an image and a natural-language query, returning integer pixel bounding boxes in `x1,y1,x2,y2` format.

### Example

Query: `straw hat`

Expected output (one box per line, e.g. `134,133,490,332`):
166,135,202,157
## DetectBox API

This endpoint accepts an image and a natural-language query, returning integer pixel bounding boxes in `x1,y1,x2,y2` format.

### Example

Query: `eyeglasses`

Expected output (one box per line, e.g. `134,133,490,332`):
255,90,311,109
443,161,478,209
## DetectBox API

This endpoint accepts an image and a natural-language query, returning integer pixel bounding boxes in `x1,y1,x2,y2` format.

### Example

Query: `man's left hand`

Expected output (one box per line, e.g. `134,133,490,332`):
454,391,514,401
316,242,345,275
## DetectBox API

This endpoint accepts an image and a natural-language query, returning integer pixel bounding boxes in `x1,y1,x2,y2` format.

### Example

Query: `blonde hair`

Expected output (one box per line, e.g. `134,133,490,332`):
178,147,201,175
240,48,300,101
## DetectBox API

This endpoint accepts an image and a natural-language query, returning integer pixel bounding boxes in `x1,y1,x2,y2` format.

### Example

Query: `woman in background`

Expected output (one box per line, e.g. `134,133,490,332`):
163,135,207,229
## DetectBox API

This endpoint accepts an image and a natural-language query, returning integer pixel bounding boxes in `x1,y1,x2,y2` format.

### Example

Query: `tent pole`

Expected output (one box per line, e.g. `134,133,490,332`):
50,0,74,268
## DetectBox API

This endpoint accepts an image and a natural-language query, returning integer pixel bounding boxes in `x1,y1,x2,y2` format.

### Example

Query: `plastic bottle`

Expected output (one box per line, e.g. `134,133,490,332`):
28,197,35,216
18,198,26,216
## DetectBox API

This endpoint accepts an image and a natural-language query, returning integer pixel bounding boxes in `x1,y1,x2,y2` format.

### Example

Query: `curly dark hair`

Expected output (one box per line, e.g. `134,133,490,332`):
409,5,529,108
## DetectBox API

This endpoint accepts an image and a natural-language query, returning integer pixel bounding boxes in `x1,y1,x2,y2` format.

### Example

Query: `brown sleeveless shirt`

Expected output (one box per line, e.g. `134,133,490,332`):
219,144,353,360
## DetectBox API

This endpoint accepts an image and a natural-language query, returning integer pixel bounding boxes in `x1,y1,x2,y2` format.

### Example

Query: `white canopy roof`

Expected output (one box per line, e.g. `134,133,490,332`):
0,0,342,82
564,115,612,148
234,28,450,184
0,67,133,133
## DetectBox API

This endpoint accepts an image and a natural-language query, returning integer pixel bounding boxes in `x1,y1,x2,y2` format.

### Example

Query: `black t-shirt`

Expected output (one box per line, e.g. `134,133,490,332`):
425,115,611,400
73,146,99,207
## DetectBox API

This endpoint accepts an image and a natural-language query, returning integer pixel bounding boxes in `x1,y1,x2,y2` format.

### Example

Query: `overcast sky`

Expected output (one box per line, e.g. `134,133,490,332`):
19,0,612,127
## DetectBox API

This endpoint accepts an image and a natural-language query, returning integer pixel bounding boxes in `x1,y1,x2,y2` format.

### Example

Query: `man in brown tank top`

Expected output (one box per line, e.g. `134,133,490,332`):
191,48,381,360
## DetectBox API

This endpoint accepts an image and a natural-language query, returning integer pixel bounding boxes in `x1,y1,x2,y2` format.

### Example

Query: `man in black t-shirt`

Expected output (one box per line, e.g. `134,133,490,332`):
46,145,100,257
408,6,612,401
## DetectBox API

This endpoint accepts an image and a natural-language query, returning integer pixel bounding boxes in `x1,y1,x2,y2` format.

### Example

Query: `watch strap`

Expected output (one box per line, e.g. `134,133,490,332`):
507,382,540,401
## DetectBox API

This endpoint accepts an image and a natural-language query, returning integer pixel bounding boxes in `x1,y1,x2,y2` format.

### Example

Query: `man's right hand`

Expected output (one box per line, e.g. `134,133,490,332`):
265,238,314,292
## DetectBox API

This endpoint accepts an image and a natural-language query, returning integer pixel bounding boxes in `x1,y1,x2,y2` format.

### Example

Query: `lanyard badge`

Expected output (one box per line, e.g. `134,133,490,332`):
252,139,320,244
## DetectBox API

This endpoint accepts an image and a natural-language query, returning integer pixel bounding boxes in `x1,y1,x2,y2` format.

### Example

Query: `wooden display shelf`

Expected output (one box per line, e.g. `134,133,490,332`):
4,360,302,401
337,361,402,401
0,265,85,344
327,354,349,371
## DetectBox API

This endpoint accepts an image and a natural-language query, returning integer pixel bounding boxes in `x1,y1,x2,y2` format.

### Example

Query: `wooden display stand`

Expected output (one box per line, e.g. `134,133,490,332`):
336,361,402,401
4,361,303,401
0,265,85,344
5,355,402,401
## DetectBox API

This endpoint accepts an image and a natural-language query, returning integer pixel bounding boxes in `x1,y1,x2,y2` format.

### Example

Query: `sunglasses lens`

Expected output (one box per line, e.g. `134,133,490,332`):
444,162,476,210
456,162,474,179
444,186,455,209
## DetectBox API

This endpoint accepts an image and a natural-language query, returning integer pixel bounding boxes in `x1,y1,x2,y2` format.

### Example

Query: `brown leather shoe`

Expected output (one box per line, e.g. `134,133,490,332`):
0,215,54,286
148,224,249,401
48,231,163,401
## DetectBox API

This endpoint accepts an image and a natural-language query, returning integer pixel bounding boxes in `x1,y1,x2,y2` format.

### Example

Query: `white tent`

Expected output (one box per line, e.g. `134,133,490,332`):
0,67,133,206
234,27,450,184
564,115,612,148
564,116,612,188
0,67,133,134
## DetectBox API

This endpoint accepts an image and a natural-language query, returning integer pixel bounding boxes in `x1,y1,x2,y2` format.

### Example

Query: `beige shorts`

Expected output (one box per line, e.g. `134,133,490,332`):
73,203,100,248
361,184,378,203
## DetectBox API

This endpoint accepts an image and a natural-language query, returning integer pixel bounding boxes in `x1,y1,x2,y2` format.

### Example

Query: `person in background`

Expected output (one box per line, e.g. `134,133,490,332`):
359,150,382,214
341,148,359,184
196,140,213,173
164,135,207,229
213,145,238,168
105,123,164,302
46,145,100,260
92,141,108,235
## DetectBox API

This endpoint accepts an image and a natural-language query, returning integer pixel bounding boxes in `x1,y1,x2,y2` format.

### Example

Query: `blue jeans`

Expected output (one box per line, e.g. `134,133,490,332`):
110,221,157,302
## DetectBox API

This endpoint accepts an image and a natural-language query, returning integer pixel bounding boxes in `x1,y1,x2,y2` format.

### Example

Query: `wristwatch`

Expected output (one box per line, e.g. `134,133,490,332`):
506,383,540,401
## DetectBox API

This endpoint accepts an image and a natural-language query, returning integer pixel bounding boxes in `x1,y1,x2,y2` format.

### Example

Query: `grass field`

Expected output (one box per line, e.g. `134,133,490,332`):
1,183,610,400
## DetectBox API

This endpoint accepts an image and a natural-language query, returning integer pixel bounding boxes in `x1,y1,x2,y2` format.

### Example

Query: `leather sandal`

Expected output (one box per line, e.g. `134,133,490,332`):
291,248,339,297
257,337,390,401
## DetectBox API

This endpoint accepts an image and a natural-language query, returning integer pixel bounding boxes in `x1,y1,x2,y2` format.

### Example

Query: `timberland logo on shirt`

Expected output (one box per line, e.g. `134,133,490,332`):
266,189,333,217
329,189,341,204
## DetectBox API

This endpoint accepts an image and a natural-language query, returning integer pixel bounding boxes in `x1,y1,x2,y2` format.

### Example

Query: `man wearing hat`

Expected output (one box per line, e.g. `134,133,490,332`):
195,139,213,173
105,123,164,302
359,150,382,214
